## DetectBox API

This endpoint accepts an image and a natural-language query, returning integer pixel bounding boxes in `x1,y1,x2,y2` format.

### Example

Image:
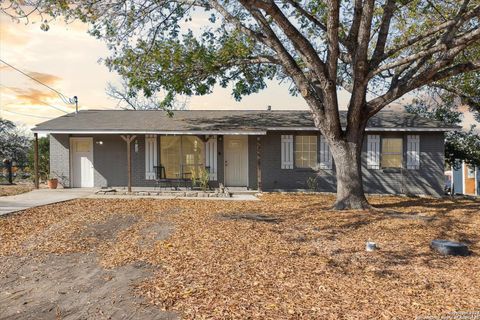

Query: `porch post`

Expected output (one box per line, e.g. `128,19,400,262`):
34,133,39,189
256,136,262,191
121,135,137,193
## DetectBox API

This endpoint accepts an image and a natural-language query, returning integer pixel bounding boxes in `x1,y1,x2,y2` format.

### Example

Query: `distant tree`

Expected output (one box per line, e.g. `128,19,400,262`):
405,93,480,168
107,80,188,112
0,118,31,167
4,0,480,209
27,136,50,182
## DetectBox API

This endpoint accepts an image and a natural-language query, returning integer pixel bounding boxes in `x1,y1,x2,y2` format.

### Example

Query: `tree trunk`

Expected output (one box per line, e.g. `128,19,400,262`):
330,139,371,210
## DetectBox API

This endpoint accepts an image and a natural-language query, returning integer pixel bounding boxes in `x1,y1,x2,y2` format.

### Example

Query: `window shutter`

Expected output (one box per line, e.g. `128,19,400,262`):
319,135,332,169
205,136,218,180
407,135,420,169
367,135,380,169
281,135,294,169
145,135,157,180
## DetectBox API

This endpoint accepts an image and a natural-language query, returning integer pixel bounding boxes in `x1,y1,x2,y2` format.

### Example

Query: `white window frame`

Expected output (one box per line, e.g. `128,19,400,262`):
381,137,403,169
294,135,318,169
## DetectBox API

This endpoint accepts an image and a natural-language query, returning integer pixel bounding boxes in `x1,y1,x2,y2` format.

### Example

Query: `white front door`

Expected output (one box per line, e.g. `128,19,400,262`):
224,136,248,187
71,137,94,187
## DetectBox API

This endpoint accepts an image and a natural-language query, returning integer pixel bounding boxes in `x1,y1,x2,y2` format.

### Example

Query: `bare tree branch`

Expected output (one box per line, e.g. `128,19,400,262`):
381,5,480,61
370,0,397,68
369,27,480,78
367,59,480,116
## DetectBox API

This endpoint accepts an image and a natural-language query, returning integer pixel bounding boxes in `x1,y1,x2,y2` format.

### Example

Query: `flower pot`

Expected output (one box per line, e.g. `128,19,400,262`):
47,178,58,189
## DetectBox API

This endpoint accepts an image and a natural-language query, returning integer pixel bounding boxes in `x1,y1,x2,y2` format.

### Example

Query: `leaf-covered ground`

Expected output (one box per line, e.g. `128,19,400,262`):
0,184,34,197
1,194,479,319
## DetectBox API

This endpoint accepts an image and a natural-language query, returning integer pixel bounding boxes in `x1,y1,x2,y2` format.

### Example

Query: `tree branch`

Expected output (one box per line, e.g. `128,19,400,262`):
346,0,363,54
283,0,350,53
380,5,480,61
208,0,269,47
370,0,397,68
369,27,480,78
326,0,340,82
367,59,480,116
244,0,329,88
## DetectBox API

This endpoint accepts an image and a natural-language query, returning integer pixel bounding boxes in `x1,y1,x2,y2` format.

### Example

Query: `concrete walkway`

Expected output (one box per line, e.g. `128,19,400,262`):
0,189,94,216
0,188,259,216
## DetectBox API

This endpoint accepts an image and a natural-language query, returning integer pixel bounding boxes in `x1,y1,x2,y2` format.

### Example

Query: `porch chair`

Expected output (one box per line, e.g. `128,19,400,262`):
153,165,171,190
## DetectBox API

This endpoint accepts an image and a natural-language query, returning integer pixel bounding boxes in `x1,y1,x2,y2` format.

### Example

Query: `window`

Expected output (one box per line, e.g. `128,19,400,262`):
161,136,181,178
381,138,403,168
182,136,204,178
295,135,317,169
160,136,204,178
467,165,475,178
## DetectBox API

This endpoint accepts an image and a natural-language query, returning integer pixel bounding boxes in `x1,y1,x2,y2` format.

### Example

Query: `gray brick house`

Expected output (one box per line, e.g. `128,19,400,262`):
33,110,455,196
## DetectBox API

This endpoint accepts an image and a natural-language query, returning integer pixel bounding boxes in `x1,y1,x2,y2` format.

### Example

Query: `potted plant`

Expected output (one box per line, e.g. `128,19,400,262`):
47,174,58,189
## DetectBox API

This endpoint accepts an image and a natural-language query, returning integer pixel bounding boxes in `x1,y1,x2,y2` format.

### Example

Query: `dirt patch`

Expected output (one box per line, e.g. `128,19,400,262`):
0,253,177,320
0,200,176,319
81,214,139,241
138,222,174,249
219,213,281,223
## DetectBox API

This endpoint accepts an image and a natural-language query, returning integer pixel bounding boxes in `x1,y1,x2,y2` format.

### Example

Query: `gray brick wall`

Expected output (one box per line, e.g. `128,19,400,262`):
50,134,70,187
261,131,336,192
89,134,154,188
261,131,444,197
361,132,444,196
248,136,258,189
49,132,445,196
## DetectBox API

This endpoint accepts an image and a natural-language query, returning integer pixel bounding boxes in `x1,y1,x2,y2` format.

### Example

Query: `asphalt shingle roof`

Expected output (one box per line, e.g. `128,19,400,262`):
33,109,457,133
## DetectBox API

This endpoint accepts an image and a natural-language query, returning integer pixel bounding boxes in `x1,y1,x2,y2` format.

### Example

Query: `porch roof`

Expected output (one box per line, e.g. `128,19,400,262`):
32,109,459,134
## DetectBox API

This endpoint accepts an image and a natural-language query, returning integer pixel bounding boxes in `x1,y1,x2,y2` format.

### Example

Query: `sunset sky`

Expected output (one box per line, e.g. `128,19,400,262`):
0,14,316,129
0,12,477,131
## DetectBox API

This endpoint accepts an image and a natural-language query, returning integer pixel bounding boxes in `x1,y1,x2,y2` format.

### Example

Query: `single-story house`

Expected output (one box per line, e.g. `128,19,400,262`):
32,110,456,197
452,162,479,196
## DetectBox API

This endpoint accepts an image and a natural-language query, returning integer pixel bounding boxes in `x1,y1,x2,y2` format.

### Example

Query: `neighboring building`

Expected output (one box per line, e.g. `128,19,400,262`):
452,162,479,196
32,110,457,197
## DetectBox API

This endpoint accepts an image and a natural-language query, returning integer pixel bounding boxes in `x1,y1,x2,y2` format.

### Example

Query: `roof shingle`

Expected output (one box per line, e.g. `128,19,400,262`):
32,109,457,133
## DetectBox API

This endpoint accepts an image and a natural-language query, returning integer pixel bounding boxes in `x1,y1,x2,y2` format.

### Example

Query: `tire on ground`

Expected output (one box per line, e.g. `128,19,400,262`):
430,239,469,256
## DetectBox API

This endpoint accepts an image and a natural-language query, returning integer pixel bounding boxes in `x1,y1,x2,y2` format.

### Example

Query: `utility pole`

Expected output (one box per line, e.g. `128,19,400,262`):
74,96,78,114
34,133,39,189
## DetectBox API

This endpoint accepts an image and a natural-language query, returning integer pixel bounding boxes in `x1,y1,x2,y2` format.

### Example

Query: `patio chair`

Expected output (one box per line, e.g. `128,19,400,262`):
154,165,171,190
180,165,193,190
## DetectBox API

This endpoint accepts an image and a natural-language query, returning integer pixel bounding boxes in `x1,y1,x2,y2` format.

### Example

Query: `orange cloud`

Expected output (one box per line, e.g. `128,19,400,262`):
27,71,61,85
4,86,58,104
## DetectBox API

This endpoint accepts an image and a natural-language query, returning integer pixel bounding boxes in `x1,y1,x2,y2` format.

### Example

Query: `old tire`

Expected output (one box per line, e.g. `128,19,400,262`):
430,239,469,256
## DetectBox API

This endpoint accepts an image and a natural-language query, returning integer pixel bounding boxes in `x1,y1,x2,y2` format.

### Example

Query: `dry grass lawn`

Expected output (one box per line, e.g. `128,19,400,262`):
1,194,479,319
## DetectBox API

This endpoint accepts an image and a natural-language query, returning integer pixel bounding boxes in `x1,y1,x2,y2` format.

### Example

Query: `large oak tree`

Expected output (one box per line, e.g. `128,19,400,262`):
3,0,479,209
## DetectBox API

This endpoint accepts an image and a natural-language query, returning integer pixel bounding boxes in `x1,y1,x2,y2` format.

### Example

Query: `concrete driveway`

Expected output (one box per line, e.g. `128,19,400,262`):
0,188,94,216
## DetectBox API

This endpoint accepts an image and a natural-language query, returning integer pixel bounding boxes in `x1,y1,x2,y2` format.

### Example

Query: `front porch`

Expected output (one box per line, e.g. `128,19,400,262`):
41,133,263,192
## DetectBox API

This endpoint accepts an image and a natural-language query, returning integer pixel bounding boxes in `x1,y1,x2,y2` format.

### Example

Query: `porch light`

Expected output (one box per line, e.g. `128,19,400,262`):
96,141,103,145
134,140,139,153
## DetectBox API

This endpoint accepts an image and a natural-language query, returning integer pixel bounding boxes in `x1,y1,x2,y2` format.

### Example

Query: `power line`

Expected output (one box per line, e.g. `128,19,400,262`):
1,109,53,119
0,84,70,114
0,58,75,105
